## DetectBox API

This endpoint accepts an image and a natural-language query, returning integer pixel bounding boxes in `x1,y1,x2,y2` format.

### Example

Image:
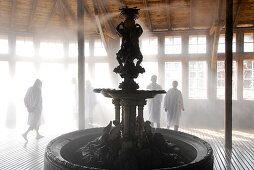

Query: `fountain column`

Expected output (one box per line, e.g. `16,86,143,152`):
112,99,120,122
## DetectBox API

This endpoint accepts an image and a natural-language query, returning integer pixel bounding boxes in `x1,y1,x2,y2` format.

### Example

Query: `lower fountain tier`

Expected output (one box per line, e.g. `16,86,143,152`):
44,128,213,170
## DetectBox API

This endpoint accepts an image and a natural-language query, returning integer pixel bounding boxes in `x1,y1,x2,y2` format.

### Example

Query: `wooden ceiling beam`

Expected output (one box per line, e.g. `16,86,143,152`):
234,0,242,28
44,0,57,29
27,0,38,32
189,0,193,29
58,0,68,28
143,0,152,31
165,0,171,30
61,0,76,24
10,0,17,29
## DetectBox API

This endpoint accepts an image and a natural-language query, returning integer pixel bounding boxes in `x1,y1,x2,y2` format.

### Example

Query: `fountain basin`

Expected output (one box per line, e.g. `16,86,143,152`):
44,128,213,170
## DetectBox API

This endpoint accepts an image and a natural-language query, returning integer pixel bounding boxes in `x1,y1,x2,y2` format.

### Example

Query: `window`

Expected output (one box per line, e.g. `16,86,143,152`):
0,35,8,54
165,36,182,54
69,41,89,57
137,62,158,89
141,37,158,55
217,61,237,99
244,33,254,52
189,61,207,99
189,35,206,53
243,60,254,99
94,39,107,56
218,34,236,53
94,63,112,88
39,40,64,58
16,36,34,57
165,62,182,91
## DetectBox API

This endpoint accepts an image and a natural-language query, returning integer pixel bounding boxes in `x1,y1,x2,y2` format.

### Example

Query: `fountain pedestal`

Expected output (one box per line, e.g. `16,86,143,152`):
95,89,165,152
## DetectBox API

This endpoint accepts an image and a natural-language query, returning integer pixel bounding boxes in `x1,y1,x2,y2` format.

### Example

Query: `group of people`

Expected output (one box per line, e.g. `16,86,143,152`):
147,75,184,131
22,76,183,141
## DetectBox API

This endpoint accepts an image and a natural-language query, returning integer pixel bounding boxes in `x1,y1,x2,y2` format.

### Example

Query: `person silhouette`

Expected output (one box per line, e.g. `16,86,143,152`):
22,79,43,140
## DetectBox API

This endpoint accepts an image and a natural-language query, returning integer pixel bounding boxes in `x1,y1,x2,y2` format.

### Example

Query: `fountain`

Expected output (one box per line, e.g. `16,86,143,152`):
44,7,213,170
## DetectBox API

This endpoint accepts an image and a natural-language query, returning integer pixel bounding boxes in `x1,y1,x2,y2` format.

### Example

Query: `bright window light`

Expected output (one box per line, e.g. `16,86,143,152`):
39,40,64,58
189,35,206,54
68,41,89,57
165,62,182,91
243,60,254,99
16,36,35,57
218,34,236,53
165,36,182,54
94,63,112,88
244,33,254,52
94,39,107,56
189,61,207,99
217,61,237,99
137,62,158,89
141,37,158,55
0,35,8,54
0,62,10,129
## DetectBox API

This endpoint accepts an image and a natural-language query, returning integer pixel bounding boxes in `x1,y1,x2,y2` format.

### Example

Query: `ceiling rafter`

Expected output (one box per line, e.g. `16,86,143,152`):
96,0,116,36
143,0,152,31
189,0,193,29
44,0,57,29
165,0,171,30
210,0,225,69
27,0,38,32
234,0,243,28
10,0,17,29
61,0,76,24
57,0,68,28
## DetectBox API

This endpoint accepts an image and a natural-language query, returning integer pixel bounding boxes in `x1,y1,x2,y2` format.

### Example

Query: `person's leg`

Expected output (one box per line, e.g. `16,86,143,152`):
22,126,32,140
174,125,179,131
151,122,154,128
35,126,43,139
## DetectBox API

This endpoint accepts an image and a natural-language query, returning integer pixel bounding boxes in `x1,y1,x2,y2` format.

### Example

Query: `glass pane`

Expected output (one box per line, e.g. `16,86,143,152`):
0,35,8,54
142,37,158,55
244,43,254,52
39,41,64,58
244,33,253,43
165,62,182,91
137,62,158,89
16,37,34,57
94,39,107,56
94,63,112,88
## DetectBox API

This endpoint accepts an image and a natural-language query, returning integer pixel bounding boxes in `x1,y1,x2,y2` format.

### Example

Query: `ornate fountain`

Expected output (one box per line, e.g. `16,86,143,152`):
44,7,213,170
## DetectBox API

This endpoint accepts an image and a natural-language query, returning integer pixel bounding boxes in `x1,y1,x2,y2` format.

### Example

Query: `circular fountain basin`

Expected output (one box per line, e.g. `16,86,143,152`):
44,128,213,170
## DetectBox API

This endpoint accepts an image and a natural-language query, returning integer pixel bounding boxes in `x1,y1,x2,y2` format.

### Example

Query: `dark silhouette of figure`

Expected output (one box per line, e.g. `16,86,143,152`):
22,79,43,140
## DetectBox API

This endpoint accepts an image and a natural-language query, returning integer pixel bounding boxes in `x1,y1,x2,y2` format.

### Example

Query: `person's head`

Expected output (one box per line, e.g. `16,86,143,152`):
151,75,157,83
172,81,178,89
33,79,42,89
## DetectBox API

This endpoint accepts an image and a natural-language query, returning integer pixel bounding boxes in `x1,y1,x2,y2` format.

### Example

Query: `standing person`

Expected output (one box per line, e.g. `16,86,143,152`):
164,81,184,131
85,80,97,128
22,79,43,140
146,75,163,128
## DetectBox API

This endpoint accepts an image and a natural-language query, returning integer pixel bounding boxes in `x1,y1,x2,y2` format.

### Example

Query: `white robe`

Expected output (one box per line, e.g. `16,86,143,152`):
85,86,97,123
146,83,163,123
164,88,184,127
24,82,42,129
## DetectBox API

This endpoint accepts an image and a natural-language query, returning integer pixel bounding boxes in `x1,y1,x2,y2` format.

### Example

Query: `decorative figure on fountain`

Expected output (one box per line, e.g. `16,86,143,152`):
114,6,145,90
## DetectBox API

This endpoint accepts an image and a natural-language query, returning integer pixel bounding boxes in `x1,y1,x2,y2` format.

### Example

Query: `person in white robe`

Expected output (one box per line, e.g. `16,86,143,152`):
85,80,97,128
22,79,43,140
164,81,184,131
146,75,163,128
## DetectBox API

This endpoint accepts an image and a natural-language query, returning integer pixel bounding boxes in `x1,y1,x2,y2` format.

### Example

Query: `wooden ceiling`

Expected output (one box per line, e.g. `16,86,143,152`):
0,0,253,37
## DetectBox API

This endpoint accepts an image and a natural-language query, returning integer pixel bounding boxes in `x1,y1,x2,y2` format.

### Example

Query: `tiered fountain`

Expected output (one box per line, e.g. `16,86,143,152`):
44,7,213,170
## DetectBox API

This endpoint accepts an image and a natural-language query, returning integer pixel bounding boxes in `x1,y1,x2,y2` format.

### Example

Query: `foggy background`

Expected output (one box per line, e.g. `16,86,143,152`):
1,30,254,136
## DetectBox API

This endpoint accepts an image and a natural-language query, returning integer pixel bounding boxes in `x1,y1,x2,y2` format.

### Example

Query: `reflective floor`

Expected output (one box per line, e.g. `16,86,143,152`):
0,128,254,170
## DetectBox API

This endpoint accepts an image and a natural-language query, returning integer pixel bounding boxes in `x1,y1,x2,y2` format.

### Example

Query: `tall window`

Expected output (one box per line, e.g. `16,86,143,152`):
189,35,206,54
69,41,89,57
243,60,254,99
218,34,236,53
16,36,34,57
244,33,254,52
217,61,237,99
141,37,158,55
189,61,207,99
39,40,64,58
94,39,107,56
165,62,182,91
165,36,182,54
94,63,112,88
0,35,8,54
